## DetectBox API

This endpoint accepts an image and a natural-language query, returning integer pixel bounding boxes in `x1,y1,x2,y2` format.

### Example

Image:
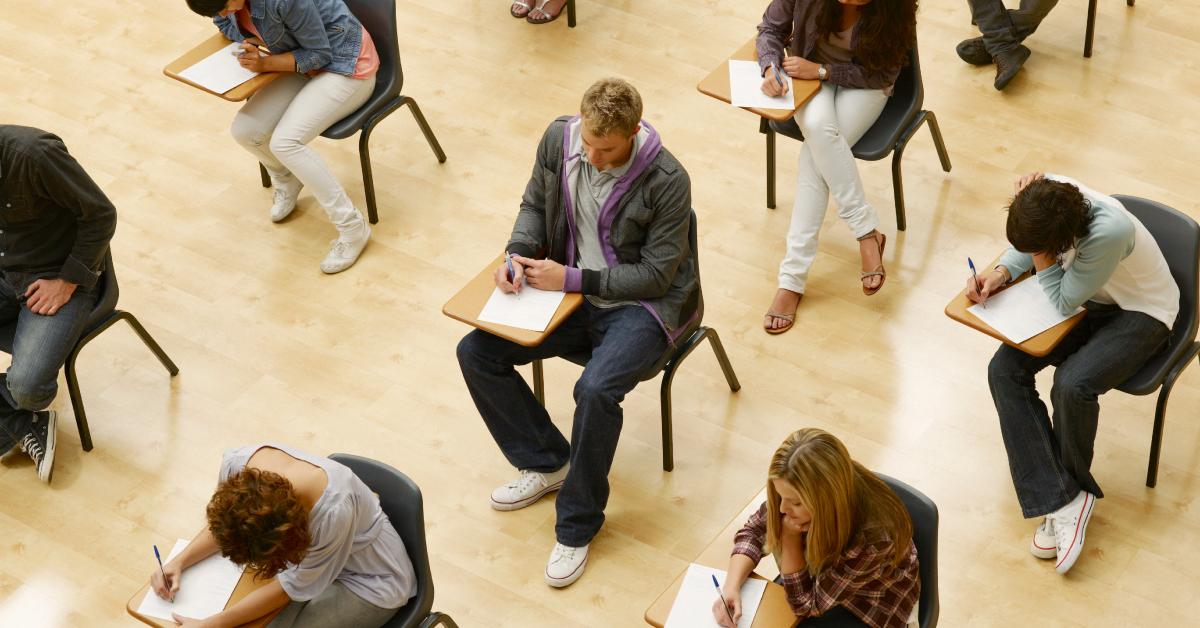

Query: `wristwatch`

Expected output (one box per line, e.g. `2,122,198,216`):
817,64,828,81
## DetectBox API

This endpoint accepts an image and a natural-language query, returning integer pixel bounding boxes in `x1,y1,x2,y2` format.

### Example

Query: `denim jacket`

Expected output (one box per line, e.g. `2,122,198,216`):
214,0,364,76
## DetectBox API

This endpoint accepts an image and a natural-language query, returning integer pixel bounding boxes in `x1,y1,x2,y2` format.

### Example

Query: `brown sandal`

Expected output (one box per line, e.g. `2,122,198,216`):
526,0,567,23
763,289,802,335
858,231,887,296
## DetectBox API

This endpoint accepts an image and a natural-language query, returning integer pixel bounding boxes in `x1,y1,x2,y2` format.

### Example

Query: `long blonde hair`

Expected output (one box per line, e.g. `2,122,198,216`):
764,429,912,576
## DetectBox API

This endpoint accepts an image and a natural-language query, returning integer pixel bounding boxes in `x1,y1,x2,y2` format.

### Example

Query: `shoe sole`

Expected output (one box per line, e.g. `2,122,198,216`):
545,553,587,588
38,411,57,483
1055,493,1095,574
491,479,564,511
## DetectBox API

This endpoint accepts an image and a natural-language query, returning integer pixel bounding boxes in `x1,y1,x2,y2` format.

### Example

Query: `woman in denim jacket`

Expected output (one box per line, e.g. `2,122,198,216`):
187,0,381,274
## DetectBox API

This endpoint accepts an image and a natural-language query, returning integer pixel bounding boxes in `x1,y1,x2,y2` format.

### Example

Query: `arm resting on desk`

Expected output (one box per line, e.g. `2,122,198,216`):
203,579,290,628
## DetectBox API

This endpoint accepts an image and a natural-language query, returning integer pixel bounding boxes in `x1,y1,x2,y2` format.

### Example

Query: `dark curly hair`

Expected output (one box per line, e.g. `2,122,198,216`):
1006,178,1092,257
207,468,311,577
186,0,230,18
817,0,918,73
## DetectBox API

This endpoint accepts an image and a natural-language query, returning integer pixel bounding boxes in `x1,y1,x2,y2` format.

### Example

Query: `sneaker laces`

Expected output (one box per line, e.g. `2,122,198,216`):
549,544,577,564
20,432,43,462
1038,517,1056,537
505,470,545,494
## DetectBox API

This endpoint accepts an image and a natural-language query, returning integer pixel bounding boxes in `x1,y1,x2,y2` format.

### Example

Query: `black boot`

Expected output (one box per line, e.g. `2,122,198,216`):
994,45,1031,90
956,37,992,65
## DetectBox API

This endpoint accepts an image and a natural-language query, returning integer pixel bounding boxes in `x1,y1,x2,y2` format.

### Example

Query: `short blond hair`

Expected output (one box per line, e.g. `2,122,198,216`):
580,78,643,138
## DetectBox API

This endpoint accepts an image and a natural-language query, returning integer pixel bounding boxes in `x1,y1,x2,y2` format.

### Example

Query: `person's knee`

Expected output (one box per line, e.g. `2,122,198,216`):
5,369,55,411
230,114,268,148
456,332,484,368
797,111,840,143
1051,370,1095,405
987,346,1025,385
267,132,301,160
573,374,619,407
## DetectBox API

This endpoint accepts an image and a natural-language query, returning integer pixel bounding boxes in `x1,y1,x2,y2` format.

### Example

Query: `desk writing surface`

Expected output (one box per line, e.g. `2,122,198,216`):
164,33,282,102
126,570,282,628
645,490,798,628
697,38,821,123
442,255,584,347
944,264,1085,358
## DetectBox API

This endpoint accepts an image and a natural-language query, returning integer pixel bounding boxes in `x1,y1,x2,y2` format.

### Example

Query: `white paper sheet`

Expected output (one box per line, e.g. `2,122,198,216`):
968,275,1084,344
728,60,795,109
665,563,768,628
477,286,566,332
136,539,245,622
178,42,260,95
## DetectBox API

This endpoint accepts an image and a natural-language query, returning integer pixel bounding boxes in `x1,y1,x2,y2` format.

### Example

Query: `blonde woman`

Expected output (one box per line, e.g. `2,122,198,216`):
714,429,919,627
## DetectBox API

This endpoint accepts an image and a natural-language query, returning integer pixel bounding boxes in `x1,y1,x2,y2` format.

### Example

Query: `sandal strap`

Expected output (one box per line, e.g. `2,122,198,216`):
764,311,796,321
860,271,885,279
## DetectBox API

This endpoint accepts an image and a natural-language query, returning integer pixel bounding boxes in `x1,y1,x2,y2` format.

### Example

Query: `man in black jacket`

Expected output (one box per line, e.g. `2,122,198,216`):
0,125,116,483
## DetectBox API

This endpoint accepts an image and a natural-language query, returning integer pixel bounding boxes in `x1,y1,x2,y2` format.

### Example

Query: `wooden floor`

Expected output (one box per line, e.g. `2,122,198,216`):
2,1,1199,626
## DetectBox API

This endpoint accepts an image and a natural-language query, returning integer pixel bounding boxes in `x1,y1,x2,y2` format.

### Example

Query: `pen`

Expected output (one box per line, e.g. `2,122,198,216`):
153,544,171,600
711,574,737,627
968,257,986,309
505,251,520,297
772,47,788,89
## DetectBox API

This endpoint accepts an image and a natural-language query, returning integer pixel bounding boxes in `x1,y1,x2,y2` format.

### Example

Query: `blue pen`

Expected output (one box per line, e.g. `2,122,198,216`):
711,574,737,626
153,544,171,600
505,252,520,298
968,257,986,309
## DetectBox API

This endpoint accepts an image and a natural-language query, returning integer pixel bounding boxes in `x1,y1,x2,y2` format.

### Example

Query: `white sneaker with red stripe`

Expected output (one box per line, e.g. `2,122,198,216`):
545,542,588,588
1050,491,1096,574
1030,517,1057,559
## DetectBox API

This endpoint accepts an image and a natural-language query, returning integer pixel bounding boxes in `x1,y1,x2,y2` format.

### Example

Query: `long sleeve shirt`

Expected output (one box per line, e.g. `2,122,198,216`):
0,125,116,294
732,503,920,628
996,173,1179,328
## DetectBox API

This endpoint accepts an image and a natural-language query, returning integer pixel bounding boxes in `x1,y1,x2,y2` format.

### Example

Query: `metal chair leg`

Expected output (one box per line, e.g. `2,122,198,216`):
1145,343,1200,487
359,121,380,224
765,122,777,209
533,359,545,406
63,350,92,452
891,140,907,232
925,110,952,173
401,97,447,163
258,163,270,188
1084,0,1097,58
705,328,741,392
419,612,461,628
567,0,576,27
117,312,180,376
659,362,677,472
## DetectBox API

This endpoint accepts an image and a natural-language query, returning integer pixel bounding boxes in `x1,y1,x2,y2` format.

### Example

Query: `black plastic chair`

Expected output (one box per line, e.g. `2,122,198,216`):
329,453,459,628
1085,0,1135,58
759,45,951,231
257,0,447,225
0,251,179,452
531,210,741,472
878,473,939,628
1109,196,1200,488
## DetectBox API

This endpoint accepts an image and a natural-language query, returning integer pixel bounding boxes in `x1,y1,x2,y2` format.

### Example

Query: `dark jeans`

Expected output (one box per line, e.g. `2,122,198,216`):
988,302,1169,518
968,0,1060,54
798,606,869,627
0,274,95,451
456,303,666,547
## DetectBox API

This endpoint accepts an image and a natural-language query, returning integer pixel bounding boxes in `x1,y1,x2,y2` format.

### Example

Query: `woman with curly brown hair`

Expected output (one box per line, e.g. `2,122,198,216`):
756,0,917,334
148,444,416,627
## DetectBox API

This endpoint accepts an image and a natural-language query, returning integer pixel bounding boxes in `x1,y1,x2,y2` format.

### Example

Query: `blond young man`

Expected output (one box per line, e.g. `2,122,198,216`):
456,78,697,588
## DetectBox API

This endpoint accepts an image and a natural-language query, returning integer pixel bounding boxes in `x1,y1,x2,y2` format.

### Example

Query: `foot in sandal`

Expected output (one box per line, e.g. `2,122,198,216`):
527,0,567,24
510,0,534,18
858,230,887,295
764,288,802,334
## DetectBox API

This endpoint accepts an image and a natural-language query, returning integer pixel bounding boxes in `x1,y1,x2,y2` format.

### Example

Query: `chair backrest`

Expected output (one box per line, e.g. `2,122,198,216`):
1111,195,1200,392
342,0,403,102
877,473,939,628
846,44,923,160
329,453,434,627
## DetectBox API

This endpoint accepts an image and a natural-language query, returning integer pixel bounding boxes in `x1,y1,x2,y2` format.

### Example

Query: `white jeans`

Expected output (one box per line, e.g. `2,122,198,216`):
778,84,888,293
231,71,376,236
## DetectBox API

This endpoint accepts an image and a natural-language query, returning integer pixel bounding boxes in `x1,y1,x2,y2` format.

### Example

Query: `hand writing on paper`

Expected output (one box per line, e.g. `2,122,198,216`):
24,278,76,316
712,589,743,628
782,56,821,80
150,559,182,602
493,257,526,294
760,64,789,98
236,42,268,72
513,256,566,291
966,269,1008,304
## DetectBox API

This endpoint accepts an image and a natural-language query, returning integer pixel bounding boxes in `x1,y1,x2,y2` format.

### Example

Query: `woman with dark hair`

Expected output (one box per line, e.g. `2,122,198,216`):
185,0,379,274
756,0,917,334
968,172,1178,575
148,444,416,627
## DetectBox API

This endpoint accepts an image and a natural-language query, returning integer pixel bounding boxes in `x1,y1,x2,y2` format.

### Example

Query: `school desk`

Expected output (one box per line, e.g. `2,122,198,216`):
697,37,822,123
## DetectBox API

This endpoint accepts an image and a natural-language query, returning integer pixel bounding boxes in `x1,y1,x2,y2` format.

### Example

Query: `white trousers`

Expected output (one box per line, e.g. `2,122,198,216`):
778,84,888,293
231,71,376,235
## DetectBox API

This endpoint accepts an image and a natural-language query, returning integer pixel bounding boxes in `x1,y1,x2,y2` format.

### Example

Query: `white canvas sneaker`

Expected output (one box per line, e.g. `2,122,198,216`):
545,542,588,588
320,220,371,274
269,176,303,223
490,465,568,511
1030,517,1057,559
1051,491,1096,574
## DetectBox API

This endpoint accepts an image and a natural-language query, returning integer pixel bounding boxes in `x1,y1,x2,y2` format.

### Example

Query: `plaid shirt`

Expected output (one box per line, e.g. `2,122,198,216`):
732,503,920,628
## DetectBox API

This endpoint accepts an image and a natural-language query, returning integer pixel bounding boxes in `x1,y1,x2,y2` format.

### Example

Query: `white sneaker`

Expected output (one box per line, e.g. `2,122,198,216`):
490,465,568,511
1030,517,1057,559
545,542,588,588
320,219,370,274
1050,491,1096,574
269,176,303,223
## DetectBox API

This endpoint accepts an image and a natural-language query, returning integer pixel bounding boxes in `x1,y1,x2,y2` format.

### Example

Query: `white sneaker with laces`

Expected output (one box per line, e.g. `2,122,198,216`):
545,542,588,588
269,176,303,223
1030,517,1057,559
320,219,371,274
490,465,568,511
1051,491,1096,574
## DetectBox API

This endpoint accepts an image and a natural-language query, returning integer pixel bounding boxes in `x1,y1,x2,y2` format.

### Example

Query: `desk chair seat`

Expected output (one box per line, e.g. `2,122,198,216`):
1109,196,1200,488
0,251,178,451
759,45,951,231
257,0,447,225
329,454,458,628
877,473,939,628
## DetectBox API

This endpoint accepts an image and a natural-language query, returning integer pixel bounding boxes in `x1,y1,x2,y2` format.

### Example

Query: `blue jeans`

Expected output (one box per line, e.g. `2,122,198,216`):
988,302,1169,518
968,0,1059,54
0,275,95,450
456,303,667,547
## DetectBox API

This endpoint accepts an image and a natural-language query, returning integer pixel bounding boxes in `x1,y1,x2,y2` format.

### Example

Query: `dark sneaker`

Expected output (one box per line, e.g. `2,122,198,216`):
20,410,56,483
994,45,1031,90
956,37,992,65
